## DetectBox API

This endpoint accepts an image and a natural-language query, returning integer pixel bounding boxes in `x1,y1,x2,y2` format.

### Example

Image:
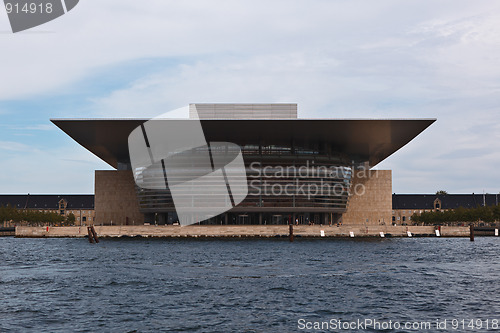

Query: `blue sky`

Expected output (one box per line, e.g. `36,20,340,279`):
0,0,499,194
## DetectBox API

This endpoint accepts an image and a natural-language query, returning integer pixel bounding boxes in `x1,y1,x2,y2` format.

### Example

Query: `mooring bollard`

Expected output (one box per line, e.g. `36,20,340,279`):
90,225,99,243
470,225,474,242
87,226,94,243
87,225,99,243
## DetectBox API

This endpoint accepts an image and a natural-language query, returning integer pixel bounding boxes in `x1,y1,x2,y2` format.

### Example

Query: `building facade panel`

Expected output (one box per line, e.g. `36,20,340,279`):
95,170,144,225
342,170,392,225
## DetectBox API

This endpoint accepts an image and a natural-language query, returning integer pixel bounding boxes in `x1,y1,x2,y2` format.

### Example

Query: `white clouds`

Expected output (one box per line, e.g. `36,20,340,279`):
0,141,38,152
11,124,55,131
0,141,111,193
2,0,500,106
407,14,500,98
89,51,348,117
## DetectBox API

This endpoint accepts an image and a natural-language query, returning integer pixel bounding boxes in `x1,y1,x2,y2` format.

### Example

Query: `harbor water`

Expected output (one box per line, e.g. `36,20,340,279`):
1,237,499,332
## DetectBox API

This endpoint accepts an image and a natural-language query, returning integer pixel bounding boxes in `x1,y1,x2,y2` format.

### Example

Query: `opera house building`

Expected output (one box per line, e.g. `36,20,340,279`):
52,104,434,226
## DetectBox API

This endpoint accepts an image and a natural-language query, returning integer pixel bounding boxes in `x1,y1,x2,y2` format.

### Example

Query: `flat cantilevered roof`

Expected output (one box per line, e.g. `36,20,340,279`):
51,118,435,168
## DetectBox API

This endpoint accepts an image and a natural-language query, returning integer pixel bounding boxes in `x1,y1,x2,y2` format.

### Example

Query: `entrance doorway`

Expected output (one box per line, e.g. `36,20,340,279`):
238,215,249,225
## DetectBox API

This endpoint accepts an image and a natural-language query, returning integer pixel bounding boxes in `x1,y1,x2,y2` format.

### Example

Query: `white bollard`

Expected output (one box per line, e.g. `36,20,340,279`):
495,229,499,236
435,229,441,237
380,232,385,238
407,231,412,237
349,231,355,238
320,230,325,237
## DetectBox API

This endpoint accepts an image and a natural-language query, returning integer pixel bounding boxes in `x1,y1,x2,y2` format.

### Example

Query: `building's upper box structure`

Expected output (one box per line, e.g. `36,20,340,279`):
190,103,298,119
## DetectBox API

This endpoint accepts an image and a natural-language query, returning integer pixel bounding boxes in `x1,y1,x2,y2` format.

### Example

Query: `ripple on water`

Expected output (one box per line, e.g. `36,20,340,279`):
0,237,499,332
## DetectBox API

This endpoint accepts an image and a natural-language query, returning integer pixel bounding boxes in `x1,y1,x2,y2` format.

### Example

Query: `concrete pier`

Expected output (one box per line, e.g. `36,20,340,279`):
15,225,471,238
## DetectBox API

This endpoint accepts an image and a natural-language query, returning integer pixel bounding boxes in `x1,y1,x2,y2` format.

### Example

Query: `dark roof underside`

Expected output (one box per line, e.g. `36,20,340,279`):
51,119,435,169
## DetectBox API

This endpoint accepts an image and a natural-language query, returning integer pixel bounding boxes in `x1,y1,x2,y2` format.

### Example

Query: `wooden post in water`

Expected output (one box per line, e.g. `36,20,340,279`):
87,227,94,243
470,224,474,242
87,225,99,243
289,223,294,242
90,225,99,243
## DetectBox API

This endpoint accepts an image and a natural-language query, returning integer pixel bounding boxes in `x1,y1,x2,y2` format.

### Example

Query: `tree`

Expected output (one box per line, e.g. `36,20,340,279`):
436,190,448,195
411,204,500,225
0,205,64,226
66,213,76,225
493,205,500,221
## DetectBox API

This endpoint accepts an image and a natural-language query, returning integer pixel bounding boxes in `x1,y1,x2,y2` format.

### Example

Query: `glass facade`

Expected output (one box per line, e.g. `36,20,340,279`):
134,144,353,225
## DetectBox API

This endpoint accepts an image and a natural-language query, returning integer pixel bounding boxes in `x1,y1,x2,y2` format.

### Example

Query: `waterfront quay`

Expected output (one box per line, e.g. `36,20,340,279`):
14,225,473,238
0,227,15,236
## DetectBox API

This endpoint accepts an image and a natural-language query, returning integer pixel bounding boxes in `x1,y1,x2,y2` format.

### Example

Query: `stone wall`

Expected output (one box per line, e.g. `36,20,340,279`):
342,170,392,225
95,170,144,225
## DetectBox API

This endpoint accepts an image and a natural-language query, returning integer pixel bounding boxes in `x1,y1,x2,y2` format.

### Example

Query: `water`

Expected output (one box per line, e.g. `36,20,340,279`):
1,237,499,332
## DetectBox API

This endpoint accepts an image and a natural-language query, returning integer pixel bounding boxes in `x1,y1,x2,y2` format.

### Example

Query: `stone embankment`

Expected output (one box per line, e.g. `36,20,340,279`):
15,225,472,238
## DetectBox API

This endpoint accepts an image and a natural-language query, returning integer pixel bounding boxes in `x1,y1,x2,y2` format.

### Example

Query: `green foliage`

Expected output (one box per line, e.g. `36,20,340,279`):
66,213,76,225
436,190,448,195
412,204,500,224
0,204,64,226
